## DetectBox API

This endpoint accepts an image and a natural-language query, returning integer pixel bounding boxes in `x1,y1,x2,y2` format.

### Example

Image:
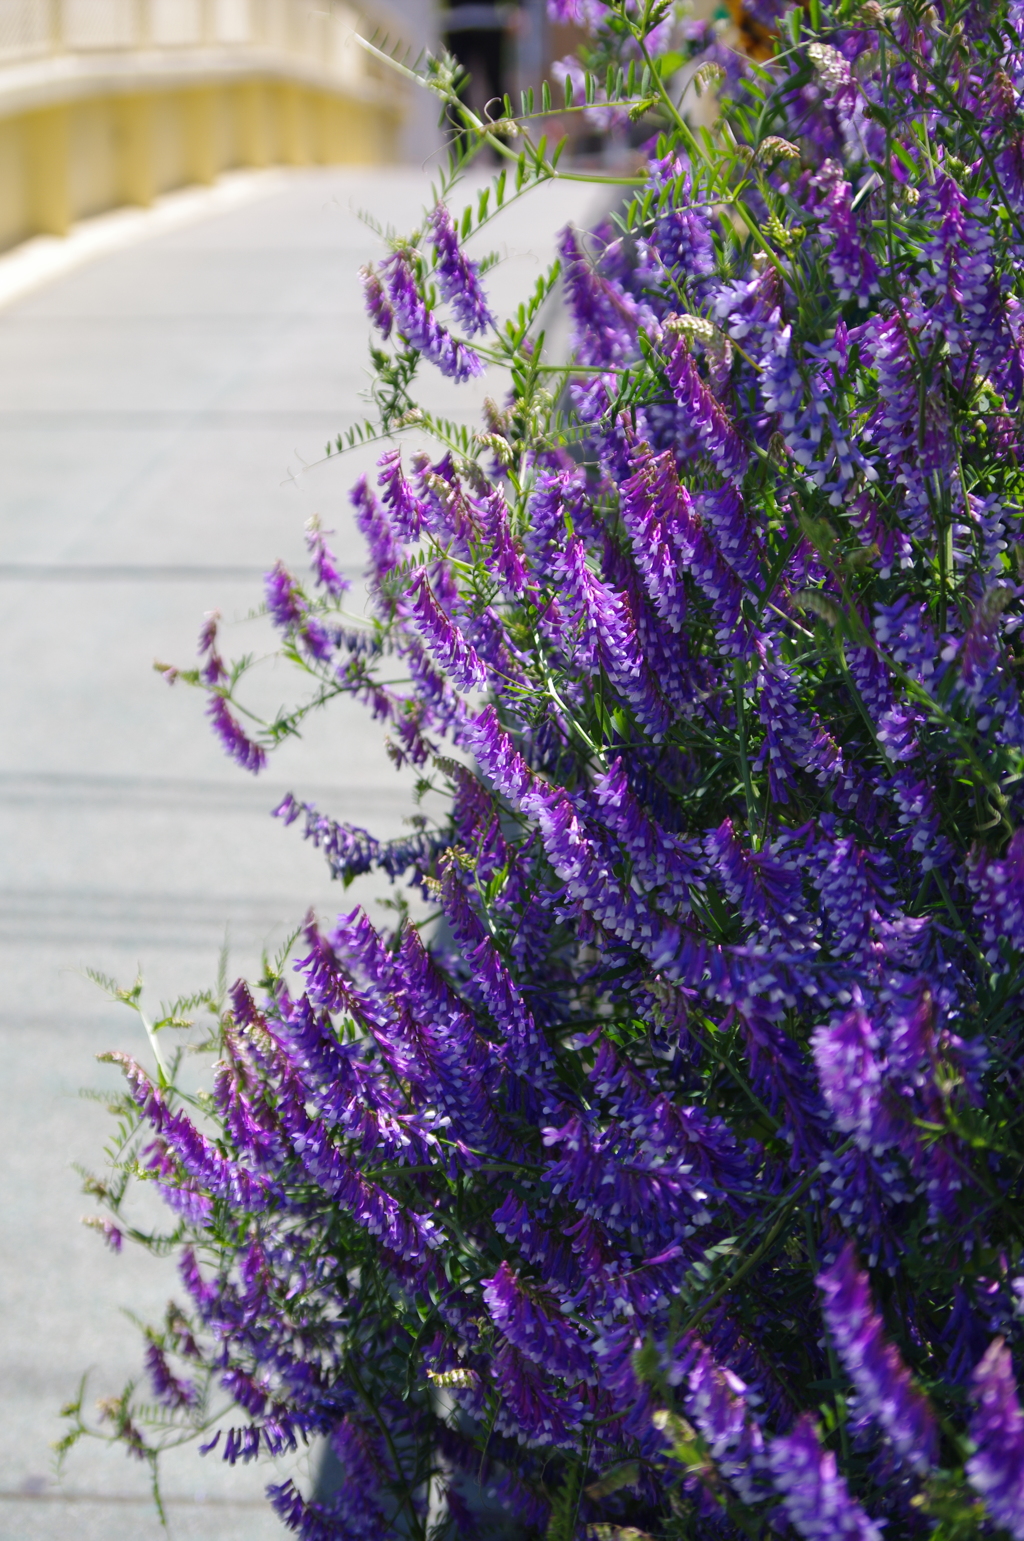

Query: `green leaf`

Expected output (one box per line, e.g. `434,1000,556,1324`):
655,50,686,78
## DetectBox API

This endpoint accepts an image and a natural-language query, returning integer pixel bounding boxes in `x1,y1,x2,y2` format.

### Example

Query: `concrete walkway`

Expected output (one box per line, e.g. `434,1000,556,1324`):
0,164,597,1538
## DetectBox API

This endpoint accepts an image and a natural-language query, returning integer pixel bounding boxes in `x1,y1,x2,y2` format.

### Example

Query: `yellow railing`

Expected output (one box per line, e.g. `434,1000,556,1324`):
0,0,371,76
0,0,404,248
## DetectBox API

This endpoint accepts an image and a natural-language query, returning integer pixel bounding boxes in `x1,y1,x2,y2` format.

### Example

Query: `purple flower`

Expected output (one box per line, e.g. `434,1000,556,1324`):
359,264,393,338
813,836,890,958
429,203,494,336
967,1338,1024,1538
619,441,691,632
268,1475,375,1541
541,1094,744,1246
107,1052,275,1212
381,251,484,381
769,1415,885,1541
483,1261,594,1383
811,997,891,1150
684,1342,766,1505
411,451,478,553
197,610,227,686
491,1342,586,1448
705,817,807,938
305,518,349,598
264,561,334,661
697,486,761,590
818,1243,937,1471
461,706,537,805
649,158,716,286
275,794,442,888
83,1216,124,1252
945,587,1024,749
732,1004,826,1160
265,561,305,629
556,535,668,737
525,463,593,566
559,225,639,365
810,162,880,308
873,596,939,690
409,571,489,693
547,0,608,26
473,484,529,596
666,341,748,482
754,647,859,807
760,310,876,504
590,756,699,908
157,1181,214,1226
924,177,1003,370
713,265,780,344
623,461,750,655
283,1102,440,1260
968,827,1024,963
350,475,402,583
862,316,949,536
145,1341,195,1409
376,448,425,544
206,695,266,774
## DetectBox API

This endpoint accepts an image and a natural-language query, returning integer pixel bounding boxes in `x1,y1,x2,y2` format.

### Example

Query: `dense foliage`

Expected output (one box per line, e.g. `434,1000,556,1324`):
68,2,1024,1538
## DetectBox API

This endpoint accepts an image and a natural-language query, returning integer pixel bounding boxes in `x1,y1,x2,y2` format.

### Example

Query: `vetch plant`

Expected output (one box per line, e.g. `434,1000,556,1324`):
64,2,1024,1537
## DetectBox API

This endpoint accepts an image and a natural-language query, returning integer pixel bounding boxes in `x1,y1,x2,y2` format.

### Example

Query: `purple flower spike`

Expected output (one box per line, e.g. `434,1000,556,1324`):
967,1338,1024,1538
359,263,393,338
769,1416,885,1541
350,475,402,583
491,1342,585,1449
685,1343,766,1505
667,341,748,482
559,225,639,366
556,535,669,737
650,157,716,285
377,448,426,544
811,998,892,1151
462,705,537,804
305,519,349,598
265,561,304,630
811,162,880,308
382,251,484,381
206,696,266,775
620,441,690,632
429,203,495,336
264,559,334,662
83,1216,124,1252
145,1342,195,1409
968,828,1024,964
409,572,489,693
482,1260,593,1383
547,0,608,27
818,1244,937,1472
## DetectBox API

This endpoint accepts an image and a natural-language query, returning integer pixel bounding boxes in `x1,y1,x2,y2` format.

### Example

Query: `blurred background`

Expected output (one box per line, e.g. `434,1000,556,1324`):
0,2,721,1537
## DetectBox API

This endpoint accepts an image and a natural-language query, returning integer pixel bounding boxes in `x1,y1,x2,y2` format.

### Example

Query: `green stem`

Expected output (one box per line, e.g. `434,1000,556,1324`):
733,660,760,840
347,1353,426,1541
138,1009,170,1086
680,1147,853,1336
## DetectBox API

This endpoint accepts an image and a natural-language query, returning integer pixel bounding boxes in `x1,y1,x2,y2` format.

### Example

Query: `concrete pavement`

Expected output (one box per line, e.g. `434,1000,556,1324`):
0,164,597,1538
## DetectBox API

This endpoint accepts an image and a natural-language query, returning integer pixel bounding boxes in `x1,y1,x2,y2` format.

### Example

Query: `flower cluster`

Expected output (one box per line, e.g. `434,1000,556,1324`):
76,6,1024,1541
